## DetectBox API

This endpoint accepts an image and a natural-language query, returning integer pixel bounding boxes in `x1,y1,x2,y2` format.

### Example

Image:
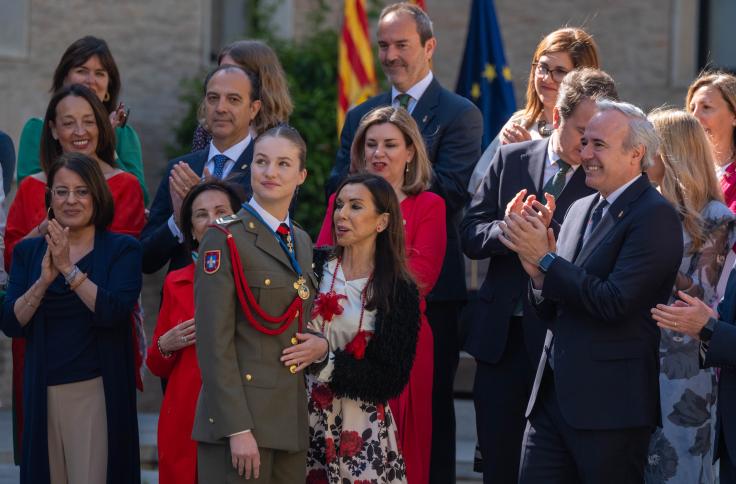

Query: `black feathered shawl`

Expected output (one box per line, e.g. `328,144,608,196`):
312,247,420,404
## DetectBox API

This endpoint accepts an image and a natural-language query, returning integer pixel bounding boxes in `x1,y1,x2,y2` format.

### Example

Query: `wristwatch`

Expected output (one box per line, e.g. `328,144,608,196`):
538,252,557,273
699,317,717,342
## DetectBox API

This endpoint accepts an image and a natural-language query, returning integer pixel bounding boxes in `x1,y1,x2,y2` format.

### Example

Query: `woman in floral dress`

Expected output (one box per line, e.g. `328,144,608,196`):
306,174,420,483
646,109,736,483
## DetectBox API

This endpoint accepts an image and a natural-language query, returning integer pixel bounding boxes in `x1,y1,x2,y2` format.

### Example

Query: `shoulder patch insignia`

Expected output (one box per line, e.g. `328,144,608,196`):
203,250,221,274
215,214,238,225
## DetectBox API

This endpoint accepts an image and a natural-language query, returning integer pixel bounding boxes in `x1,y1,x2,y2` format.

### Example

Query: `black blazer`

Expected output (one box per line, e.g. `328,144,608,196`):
460,138,595,364
706,268,736,464
328,77,483,301
140,143,253,274
527,175,683,430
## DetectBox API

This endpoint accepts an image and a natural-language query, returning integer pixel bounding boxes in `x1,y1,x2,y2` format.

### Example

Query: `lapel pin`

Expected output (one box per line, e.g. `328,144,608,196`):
242,164,248,170
422,115,428,123
618,210,624,218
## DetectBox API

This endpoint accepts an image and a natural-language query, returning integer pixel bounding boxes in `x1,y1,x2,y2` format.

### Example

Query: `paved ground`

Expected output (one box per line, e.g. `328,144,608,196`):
0,399,482,483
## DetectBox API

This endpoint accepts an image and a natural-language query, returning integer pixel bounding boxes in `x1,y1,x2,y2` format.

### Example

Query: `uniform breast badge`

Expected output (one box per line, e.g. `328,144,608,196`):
203,250,221,274
294,276,310,300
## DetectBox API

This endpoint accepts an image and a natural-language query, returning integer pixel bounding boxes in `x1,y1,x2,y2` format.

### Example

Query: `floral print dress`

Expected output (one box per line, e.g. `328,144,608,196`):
646,201,736,483
306,259,407,484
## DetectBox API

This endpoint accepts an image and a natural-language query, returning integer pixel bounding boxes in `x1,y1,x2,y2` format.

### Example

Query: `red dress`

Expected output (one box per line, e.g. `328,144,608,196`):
317,191,447,484
146,264,198,484
5,172,145,462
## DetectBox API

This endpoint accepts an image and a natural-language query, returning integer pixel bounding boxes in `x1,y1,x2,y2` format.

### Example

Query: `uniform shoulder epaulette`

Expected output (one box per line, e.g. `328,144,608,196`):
215,214,239,226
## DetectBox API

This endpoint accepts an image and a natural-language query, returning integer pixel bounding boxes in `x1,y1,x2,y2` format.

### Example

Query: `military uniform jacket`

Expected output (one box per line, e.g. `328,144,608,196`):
191,207,317,452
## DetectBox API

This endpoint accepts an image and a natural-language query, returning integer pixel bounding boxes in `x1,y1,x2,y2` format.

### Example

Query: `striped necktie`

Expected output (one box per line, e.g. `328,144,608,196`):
543,159,571,198
397,93,412,110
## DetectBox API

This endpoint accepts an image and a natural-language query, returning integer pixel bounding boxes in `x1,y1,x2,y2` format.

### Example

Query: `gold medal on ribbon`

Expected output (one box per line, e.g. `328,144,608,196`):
295,276,310,300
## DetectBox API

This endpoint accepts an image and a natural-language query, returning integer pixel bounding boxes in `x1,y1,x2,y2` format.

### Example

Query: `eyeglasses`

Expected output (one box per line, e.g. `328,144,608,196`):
533,62,570,83
50,187,91,200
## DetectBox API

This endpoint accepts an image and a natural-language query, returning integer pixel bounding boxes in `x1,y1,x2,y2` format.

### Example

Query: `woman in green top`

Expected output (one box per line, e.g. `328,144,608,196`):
17,36,149,204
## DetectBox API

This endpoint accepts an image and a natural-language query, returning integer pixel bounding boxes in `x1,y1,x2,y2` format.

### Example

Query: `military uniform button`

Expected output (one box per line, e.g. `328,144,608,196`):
291,336,298,345
264,278,271,286
289,365,298,374
248,221,256,229
208,417,214,424
245,373,253,381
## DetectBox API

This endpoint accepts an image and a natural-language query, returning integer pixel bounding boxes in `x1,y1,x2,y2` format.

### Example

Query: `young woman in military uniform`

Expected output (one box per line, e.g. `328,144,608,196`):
192,125,327,483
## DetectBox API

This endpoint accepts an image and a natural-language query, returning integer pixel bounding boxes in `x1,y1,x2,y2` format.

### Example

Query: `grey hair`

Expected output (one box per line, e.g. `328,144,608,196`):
595,99,659,170
379,2,434,45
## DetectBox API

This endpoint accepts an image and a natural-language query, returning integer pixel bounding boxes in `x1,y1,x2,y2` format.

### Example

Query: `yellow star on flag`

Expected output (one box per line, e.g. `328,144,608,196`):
502,66,512,81
483,63,497,82
471,82,481,99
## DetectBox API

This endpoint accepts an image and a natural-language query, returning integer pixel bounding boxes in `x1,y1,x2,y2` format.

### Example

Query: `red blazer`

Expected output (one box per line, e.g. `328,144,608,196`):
146,264,198,484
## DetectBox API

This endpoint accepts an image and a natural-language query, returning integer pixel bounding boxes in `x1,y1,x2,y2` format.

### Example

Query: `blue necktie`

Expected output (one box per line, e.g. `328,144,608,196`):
212,154,229,179
589,199,609,235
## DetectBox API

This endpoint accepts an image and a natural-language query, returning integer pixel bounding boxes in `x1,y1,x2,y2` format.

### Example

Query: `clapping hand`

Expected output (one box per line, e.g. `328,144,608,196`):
170,162,201,225
499,212,556,283
500,120,532,145
521,192,556,228
651,291,715,339
45,219,72,275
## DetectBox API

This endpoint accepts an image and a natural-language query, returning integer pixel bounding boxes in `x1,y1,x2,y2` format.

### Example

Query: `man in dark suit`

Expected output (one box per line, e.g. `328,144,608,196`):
328,4,482,479
460,68,617,484
501,100,683,483
141,64,261,274
652,269,736,483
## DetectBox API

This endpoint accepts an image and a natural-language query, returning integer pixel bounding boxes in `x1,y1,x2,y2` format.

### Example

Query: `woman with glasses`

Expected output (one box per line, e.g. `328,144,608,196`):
4,84,145,465
469,27,600,194
1,152,142,484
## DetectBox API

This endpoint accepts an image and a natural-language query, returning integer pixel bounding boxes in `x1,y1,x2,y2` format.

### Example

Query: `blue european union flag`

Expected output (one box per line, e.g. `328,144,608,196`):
456,0,516,149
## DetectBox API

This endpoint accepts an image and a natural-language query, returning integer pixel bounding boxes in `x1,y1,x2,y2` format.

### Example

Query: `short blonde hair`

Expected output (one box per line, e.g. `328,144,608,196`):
349,106,432,196
649,108,723,253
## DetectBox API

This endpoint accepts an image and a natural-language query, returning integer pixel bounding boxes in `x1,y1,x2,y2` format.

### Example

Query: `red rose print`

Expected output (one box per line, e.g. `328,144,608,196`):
311,384,334,410
338,430,364,458
306,468,329,484
325,437,336,462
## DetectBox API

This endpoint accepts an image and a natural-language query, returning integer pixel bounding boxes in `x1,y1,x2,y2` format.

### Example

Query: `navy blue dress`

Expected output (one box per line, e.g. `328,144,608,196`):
0,230,142,484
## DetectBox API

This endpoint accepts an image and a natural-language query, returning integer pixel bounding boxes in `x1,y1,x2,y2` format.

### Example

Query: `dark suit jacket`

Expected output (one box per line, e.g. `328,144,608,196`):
328,77,482,301
706,268,736,464
460,138,595,364
527,174,682,430
140,143,253,274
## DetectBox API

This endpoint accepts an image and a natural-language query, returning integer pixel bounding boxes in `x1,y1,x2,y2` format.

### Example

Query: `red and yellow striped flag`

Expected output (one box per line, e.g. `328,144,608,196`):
337,0,378,133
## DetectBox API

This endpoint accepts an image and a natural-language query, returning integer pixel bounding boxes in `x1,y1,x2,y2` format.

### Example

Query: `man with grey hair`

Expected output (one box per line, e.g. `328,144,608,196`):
499,99,683,482
461,68,617,483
